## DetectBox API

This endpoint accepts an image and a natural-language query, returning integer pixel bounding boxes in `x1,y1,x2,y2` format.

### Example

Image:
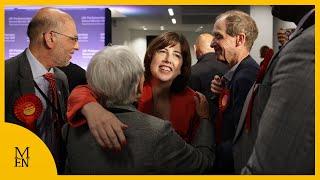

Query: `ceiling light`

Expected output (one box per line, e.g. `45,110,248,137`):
142,26,147,30
160,26,164,30
171,18,176,24
168,8,174,16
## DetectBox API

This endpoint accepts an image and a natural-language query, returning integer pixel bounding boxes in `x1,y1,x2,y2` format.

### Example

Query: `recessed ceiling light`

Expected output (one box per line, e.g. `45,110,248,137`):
171,18,176,24
168,8,174,16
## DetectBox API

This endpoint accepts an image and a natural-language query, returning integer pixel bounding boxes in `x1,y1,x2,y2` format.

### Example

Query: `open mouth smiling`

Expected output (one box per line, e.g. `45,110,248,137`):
159,65,173,72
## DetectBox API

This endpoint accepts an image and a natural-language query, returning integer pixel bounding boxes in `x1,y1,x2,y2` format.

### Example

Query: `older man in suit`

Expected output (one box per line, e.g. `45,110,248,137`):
233,5,315,174
210,10,259,173
63,46,215,174
189,33,228,120
5,7,79,173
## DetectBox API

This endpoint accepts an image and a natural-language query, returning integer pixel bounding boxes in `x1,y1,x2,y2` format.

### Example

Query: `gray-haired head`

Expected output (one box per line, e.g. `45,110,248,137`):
86,45,145,106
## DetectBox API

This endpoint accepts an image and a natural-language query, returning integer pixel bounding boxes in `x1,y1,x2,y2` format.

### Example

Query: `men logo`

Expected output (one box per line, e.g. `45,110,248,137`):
14,147,29,167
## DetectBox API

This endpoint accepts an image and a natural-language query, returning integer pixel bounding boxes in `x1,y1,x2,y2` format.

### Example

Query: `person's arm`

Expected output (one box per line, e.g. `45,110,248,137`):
186,91,210,143
194,91,210,120
67,85,128,150
241,27,315,174
152,91,214,174
67,85,98,126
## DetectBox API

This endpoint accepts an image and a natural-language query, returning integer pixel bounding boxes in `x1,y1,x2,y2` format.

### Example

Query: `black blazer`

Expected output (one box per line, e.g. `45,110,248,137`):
58,62,87,92
222,56,259,142
214,55,259,174
189,52,228,120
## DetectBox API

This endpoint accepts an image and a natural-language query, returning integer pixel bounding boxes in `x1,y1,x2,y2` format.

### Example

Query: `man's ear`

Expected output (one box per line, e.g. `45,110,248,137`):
236,33,246,47
43,32,55,48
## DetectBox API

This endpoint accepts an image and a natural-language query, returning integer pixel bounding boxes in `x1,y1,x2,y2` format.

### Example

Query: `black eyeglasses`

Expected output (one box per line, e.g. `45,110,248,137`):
51,31,78,42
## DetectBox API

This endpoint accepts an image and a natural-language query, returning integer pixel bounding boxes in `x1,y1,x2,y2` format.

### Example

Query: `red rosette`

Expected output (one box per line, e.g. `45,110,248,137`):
14,93,43,132
215,88,230,144
218,88,230,112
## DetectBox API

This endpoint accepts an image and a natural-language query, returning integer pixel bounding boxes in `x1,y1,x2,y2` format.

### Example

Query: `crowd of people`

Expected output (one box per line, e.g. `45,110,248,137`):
5,5,314,174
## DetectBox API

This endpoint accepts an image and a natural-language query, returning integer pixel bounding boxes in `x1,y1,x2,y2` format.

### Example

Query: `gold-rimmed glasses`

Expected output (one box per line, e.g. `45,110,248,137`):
51,31,78,42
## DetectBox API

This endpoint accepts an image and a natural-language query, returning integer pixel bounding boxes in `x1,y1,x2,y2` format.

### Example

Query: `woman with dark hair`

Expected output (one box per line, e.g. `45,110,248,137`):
137,32,200,142
63,46,214,174
144,31,191,93
67,32,209,146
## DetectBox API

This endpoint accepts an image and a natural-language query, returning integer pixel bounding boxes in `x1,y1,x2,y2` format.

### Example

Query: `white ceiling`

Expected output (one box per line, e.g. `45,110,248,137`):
109,5,250,32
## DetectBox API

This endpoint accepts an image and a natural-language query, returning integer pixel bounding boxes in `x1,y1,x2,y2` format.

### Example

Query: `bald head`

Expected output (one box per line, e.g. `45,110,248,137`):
27,7,75,44
195,33,215,59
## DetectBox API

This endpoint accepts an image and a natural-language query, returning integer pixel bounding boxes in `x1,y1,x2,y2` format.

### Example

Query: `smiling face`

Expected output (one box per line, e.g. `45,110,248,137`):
150,43,183,83
52,19,79,67
144,32,191,92
210,18,237,66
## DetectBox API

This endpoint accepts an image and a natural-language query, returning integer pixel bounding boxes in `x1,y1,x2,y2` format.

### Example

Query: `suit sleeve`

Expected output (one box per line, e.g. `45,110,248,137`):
242,27,315,174
154,118,215,174
67,85,98,127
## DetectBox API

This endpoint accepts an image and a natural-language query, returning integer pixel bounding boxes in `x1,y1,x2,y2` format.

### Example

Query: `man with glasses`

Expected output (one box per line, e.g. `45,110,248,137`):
5,7,79,174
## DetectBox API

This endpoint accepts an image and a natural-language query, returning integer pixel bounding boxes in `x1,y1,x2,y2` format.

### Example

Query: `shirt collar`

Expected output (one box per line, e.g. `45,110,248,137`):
223,55,249,83
26,48,53,79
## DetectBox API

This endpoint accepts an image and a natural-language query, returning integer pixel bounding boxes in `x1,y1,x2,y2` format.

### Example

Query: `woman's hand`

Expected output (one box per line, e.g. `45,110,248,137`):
194,91,210,120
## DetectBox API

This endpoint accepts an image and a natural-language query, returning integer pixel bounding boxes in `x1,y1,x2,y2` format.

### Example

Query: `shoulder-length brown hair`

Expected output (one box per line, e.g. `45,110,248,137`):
144,31,191,93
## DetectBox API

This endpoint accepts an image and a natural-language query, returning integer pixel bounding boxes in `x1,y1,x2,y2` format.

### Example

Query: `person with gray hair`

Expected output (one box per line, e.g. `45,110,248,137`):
63,45,215,174
86,46,145,106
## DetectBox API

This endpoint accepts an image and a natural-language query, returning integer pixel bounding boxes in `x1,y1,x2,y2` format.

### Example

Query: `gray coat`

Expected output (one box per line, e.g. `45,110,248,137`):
63,105,215,174
233,18,315,174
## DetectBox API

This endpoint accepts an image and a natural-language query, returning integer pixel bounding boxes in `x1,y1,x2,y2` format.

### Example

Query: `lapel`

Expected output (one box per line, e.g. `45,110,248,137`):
233,84,257,143
232,38,298,144
233,11,313,144
18,51,35,95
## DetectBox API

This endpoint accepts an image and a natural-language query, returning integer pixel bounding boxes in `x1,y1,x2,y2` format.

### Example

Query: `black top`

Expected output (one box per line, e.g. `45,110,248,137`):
58,62,87,92
189,52,229,120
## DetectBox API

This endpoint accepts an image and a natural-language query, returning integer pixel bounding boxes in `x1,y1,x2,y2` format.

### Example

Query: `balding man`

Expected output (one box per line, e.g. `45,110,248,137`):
189,33,228,121
5,7,79,173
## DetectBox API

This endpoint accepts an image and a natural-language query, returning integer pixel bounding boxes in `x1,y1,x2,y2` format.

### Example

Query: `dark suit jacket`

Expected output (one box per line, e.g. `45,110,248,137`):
233,12,315,174
5,50,69,173
189,52,228,120
63,105,215,174
58,62,87,92
222,56,259,142
215,56,259,173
